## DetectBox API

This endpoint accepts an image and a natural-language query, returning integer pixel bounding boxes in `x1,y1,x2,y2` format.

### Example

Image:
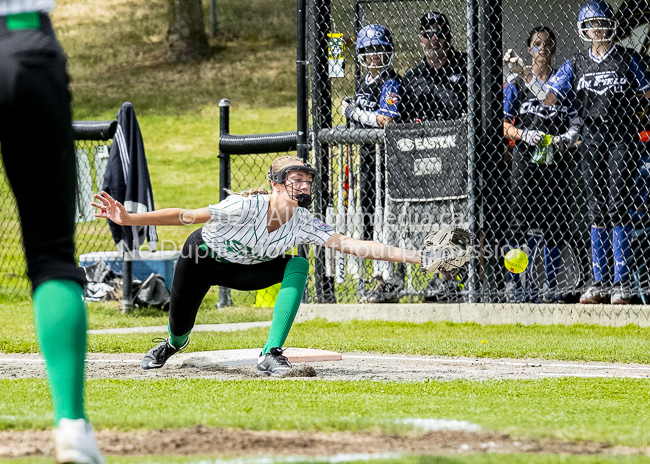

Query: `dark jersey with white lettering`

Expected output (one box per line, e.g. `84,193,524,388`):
353,68,401,127
401,49,467,122
547,45,650,130
504,72,577,135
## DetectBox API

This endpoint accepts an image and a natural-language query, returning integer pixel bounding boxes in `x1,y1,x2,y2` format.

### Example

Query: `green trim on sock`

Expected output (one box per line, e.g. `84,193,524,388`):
262,257,309,354
5,12,41,30
168,323,191,349
33,280,87,425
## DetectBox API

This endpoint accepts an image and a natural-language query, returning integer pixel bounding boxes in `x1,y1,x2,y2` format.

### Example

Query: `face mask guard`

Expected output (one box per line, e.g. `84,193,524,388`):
268,164,317,208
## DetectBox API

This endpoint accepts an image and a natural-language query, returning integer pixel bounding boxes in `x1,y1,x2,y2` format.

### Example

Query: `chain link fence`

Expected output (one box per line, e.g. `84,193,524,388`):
300,0,650,305
5,1,650,308
0,122,117,299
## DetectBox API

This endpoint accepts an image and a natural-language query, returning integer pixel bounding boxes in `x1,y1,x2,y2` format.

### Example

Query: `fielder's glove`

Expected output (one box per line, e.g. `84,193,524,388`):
503,49,527,78
420,226,472,273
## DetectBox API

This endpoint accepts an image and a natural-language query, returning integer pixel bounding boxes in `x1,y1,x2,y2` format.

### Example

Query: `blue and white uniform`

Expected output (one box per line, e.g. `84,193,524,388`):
547,44,650,287
353,68,402,125
350,24,402,241
504,72,577,248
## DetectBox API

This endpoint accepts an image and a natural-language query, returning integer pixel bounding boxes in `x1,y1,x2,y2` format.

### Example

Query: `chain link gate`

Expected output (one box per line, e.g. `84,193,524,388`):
0,121,117,298
306,0,650,305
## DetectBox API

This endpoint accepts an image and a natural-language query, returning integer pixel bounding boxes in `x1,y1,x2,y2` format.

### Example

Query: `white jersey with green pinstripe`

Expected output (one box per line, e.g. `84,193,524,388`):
201,194,335,265
0,0,54,15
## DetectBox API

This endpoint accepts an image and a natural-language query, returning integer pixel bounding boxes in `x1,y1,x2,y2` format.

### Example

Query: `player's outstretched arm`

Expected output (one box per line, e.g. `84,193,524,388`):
322,234,421,264
92,191,211,226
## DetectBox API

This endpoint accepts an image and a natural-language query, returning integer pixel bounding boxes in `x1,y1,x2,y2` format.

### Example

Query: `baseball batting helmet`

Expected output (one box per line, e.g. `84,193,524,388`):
577,0,618,42
356,24,394,69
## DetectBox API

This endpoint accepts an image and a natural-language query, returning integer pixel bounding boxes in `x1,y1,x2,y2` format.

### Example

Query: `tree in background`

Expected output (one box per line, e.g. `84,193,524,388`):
167,0,210,62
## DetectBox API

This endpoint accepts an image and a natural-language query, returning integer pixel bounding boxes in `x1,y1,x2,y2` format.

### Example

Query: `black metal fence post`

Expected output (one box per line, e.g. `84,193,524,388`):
218,98,233,308
466,0,480,303
297,0,312,302
310,0,335,303
478,0,503,302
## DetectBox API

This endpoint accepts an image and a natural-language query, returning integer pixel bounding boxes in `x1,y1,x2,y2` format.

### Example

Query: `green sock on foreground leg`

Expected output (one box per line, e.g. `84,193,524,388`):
33,280,87,425
262,257,309,354
168,323,191,349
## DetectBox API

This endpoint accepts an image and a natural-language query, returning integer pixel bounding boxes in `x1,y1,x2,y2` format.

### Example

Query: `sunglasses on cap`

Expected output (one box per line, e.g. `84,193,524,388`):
421,28,448,39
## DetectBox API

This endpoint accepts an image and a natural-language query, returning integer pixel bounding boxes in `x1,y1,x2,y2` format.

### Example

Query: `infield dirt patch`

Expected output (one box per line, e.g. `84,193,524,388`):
1,426,648,458
1,352,650,381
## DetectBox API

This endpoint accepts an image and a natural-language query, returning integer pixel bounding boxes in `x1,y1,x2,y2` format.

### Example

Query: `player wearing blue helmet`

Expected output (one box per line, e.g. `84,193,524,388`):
577,0,618,42
341,24,403,302
505,0,650,304
342,24,401,128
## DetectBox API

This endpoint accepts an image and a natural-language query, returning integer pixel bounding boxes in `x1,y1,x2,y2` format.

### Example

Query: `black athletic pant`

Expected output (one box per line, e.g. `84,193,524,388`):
169,229,293,336
509,145,571,247
0,14,84,290
580,125,636,227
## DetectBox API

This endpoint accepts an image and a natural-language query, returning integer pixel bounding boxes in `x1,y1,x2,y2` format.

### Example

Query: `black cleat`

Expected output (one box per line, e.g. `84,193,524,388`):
140,337,190,370
256,347,292,377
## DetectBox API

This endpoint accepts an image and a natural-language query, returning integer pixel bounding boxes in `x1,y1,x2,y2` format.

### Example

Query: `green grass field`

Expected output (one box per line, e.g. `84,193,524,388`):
0,377,649,445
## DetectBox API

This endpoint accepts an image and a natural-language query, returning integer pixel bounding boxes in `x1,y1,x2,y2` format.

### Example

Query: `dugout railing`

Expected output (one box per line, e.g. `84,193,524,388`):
0,121,117,298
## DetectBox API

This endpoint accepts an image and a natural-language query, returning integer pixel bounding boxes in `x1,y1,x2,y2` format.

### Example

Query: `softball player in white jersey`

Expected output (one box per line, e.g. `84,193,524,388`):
93,155,470,376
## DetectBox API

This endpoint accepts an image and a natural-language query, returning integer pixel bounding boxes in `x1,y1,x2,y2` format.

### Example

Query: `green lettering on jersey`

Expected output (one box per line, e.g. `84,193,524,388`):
225,239,255,258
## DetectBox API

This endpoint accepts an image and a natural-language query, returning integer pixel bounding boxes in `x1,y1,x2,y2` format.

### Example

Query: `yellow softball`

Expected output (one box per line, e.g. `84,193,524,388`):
504,248,528,274
539,134,552,147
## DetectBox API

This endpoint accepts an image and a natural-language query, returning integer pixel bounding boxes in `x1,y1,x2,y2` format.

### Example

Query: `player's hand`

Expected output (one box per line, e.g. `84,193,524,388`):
342,97,357,121
551,135,565,152
521,129,545,146
503,49,526,77
91,191,131,225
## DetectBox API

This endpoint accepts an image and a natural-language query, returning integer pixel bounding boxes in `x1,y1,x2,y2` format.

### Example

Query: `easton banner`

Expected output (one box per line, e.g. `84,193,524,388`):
384,119,468,200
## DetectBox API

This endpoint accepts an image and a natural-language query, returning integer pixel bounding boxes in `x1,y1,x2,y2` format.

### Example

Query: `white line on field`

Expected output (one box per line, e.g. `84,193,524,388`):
343,355,650,372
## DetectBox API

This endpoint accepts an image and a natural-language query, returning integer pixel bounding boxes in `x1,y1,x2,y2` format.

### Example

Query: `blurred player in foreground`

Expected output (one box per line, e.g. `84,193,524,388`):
503,26,576,303
504,0,650,304
341,24,402,303
93,156,471,376
0,3,104,463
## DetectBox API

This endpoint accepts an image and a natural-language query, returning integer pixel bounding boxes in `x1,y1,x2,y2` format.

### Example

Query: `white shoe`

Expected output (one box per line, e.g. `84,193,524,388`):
54,418,105,464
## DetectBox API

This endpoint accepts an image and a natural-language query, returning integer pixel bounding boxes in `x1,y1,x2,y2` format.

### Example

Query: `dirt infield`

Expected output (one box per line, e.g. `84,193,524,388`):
1,352,650,381
1,425,648,458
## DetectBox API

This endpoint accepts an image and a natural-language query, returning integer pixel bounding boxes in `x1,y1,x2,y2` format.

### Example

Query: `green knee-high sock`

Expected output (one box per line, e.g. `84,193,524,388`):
33,280,87,425
168,323,191,349
262,257,309,354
